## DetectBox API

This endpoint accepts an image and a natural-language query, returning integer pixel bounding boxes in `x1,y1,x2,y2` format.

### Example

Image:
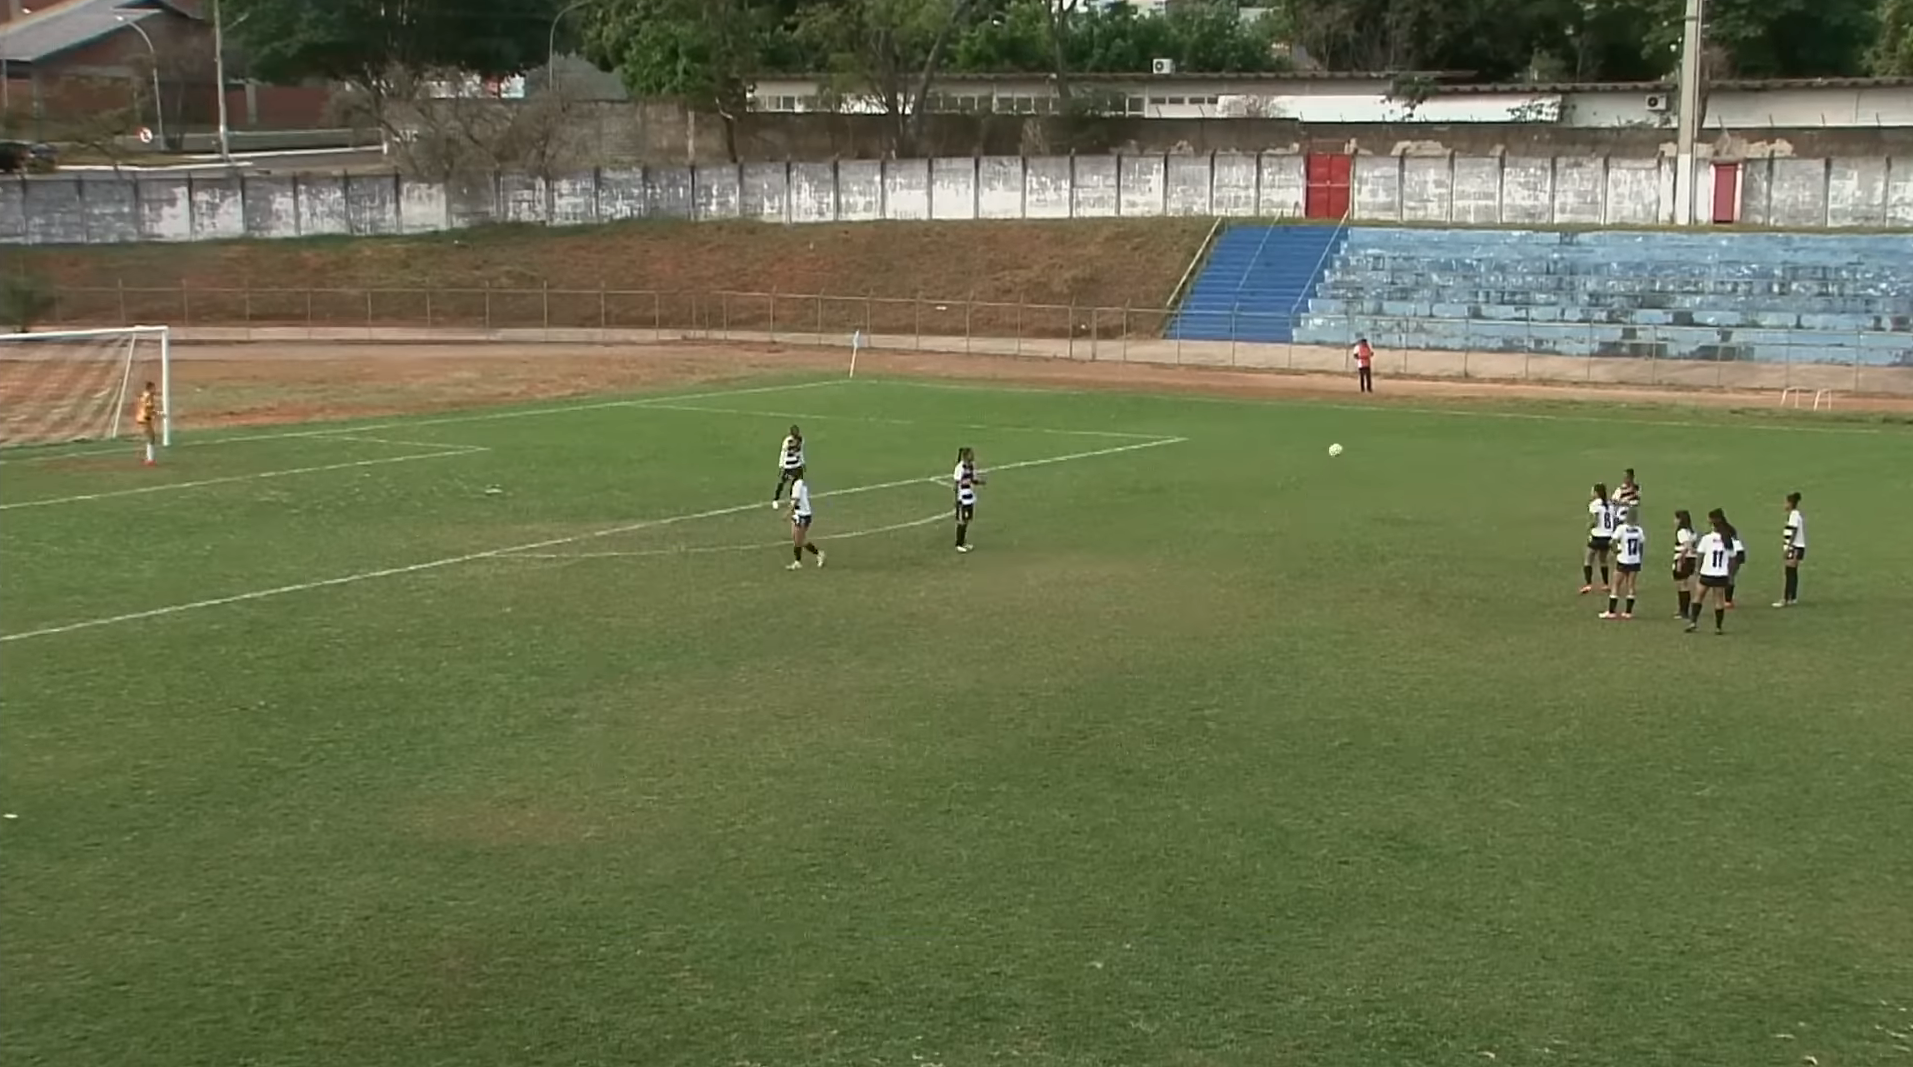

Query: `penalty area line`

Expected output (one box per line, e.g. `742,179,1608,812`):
0,435,1184,643
637,402,1179,442
0,445,489,511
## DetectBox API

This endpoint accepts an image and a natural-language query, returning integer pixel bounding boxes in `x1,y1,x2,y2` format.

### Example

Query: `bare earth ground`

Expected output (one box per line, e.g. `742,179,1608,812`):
146,340,1913,431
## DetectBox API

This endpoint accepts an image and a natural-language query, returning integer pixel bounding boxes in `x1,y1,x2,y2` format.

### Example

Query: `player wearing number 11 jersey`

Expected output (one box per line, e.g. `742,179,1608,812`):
953,447,984,553
1686,513,1737,634
1600,511,1645,619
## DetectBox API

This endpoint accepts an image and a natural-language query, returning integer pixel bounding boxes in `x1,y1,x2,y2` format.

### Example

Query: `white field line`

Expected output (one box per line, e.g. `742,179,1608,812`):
637,402,1178,441
0,436,1185,643
501,511,950,561
0,446,489,511
0,380,848,465
863,377,1909,437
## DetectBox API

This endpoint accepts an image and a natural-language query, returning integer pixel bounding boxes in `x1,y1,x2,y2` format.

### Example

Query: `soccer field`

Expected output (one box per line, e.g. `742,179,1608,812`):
3,372,1911,1067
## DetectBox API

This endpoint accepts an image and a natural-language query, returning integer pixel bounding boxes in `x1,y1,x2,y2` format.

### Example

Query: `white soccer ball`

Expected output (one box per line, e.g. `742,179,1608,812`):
1328,443,1344,457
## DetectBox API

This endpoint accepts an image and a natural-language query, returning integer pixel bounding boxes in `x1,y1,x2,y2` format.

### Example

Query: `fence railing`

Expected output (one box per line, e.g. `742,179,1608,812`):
19,283,1913,397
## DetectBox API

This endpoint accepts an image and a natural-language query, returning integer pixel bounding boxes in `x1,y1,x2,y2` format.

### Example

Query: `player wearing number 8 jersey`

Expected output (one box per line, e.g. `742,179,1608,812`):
952,446,984,553
1581,483,1619,594
1600,510,1645,619
1686,513,1737,634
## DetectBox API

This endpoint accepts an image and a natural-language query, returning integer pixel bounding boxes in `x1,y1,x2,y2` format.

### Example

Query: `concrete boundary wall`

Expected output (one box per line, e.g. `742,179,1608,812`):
3,154,1909,244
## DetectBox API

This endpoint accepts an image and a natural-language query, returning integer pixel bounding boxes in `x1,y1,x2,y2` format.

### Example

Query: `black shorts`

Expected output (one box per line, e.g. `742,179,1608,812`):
955,502,975,523
1699,575,1730,589
791,515,812,530
779,465,803,480
1618,562,1641,574
1786,546,1806,562
1588,536,1613,553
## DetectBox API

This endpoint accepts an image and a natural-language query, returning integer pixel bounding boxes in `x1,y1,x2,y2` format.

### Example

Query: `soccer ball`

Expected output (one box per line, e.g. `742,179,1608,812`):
1328,443,1344,457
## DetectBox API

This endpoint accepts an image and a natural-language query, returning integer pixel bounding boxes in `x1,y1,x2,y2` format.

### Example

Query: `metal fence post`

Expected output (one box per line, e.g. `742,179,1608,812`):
599,283,607,338
769,286,777,342
1068,301,1076,361
1122,304,1130,363
1853,334,1863,394
1230,302,1239,368
117,279,128,325
305,287,313,339
1090,307,1099,361
484,282,492,334
914,292,922,350
425,288,433,330
1015,300,1023,357
365,289,374,334
965,290,973,355
721,291,731,340
652,291,661,342
181,280,190,327
542,281,550,341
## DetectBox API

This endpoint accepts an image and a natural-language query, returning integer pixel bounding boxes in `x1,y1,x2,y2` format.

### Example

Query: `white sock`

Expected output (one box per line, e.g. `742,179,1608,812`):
144,442,155,463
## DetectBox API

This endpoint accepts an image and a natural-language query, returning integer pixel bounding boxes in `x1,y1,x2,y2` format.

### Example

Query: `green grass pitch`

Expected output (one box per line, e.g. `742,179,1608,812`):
3,374,1911,1067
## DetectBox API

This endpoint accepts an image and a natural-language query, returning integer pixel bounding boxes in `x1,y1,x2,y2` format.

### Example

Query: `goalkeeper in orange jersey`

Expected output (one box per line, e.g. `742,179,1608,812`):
133,381,160,466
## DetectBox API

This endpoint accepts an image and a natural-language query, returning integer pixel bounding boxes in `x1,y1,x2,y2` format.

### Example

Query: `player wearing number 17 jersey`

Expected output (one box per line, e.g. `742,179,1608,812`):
1600,511,1645,620
953,447,984,553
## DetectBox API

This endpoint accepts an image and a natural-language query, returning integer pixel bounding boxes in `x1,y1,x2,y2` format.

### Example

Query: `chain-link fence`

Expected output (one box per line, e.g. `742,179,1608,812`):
26,282,1913,397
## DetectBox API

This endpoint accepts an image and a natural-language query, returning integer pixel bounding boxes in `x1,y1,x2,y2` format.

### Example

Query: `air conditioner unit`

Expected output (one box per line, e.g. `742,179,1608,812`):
1151,58,1176,75
1645,93,1671,112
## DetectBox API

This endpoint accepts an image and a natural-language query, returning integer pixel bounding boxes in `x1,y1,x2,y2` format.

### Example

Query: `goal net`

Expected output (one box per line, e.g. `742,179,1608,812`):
0,326,171,449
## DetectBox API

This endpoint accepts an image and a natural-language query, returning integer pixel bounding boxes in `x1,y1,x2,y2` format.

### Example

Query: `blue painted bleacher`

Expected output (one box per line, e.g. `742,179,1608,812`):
1293,229,1913,365
1167,225,1346,343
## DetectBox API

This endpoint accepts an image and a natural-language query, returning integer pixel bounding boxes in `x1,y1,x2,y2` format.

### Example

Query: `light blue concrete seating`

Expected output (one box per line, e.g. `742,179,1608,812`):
1294,228,1913,366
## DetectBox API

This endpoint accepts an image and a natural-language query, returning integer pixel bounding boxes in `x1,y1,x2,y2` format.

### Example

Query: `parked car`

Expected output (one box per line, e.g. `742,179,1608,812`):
0,140,59,174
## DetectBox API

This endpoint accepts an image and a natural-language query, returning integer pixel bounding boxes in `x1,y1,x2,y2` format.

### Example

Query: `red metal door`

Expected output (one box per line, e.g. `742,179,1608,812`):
1305,154,1352,219
1711,162,1740,224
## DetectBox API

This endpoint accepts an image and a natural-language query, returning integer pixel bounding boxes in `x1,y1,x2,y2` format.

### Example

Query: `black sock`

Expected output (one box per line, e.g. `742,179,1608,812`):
804,543,820,556
1714,609,1725,630
1689,601,1703,623
1607,596,1618,613
1678,591,1691,616
956,523,967,547
793,545,803,562
1583,564,1593,584
1785,569,1799,601
1600,566,1610,586
1726,583,1736,603
1625,597,1635,615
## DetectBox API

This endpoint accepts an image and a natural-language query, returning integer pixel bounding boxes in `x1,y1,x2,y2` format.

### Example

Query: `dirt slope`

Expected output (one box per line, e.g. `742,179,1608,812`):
13,218,1214,308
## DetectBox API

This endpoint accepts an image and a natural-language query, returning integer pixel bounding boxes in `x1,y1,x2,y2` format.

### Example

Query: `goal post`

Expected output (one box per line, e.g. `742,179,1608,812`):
0,325,171,449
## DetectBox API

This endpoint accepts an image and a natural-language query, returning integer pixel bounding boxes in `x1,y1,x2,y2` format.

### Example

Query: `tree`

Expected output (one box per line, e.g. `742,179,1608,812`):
1603,0,1877,77
1,274,56,333
581,0,786,161
224,0,561,87
795,0,981,154
1874,0,1913,73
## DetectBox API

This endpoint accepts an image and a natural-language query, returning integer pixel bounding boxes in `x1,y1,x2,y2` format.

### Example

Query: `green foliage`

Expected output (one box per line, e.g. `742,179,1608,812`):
0,274,55,333
1607,0,1879,77
225,0,562,85
583,0,776,116
1871,0,1913,73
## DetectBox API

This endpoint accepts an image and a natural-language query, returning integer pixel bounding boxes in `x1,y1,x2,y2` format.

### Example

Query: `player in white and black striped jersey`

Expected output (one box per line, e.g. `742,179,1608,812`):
1612,468,1642,512
953,446,984,553
785,474,825,570
1775,491,1807,607
772,425,806,508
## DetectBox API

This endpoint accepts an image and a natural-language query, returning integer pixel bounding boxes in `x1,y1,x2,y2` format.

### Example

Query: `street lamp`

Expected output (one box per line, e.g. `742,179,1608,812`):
547,0,599,93
115,15,167,149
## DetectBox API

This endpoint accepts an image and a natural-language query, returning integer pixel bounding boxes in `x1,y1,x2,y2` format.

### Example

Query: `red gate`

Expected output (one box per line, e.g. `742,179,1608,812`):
1305,154,1352,219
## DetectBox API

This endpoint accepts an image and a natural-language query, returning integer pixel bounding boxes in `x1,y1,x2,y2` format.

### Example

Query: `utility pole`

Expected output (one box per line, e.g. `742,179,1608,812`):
1671,0,1706,225
213,0,232,160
